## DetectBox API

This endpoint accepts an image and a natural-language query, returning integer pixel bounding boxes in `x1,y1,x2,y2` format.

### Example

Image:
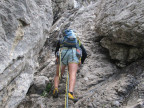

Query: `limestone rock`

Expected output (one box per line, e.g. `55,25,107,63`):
94,0,144,67
52,0,98,22
0,0,53,108
20,1,144,108
1,0,144,108
28,76,49,94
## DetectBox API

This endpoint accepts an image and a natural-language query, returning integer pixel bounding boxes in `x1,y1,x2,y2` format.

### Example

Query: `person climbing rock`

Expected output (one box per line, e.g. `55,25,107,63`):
53,29,87,102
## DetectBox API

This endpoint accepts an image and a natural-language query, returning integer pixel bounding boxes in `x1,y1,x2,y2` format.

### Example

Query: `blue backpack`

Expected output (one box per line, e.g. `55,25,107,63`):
60,29,82,59
61,29,77,48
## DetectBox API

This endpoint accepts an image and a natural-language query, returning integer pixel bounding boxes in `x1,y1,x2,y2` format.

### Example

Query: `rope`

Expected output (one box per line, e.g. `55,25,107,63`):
58,48,69,108
59,49,61,80
65,69,69,108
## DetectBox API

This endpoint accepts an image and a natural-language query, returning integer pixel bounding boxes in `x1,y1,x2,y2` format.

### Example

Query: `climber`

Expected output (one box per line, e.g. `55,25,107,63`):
53,29,87,102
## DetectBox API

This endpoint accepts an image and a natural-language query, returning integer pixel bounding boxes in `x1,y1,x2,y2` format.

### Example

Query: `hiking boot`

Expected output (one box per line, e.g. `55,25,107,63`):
68,92,79,103
53,88,58,98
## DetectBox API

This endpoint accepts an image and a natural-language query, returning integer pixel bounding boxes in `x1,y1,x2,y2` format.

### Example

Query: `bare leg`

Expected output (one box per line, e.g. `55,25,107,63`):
68,63,78,92
54,64,66,89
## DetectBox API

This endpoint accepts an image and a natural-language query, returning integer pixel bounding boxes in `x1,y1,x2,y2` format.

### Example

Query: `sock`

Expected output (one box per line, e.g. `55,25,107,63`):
69,92,73,95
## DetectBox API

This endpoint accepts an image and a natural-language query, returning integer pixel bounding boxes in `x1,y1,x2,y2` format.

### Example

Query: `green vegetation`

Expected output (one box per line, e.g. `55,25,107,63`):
41,83,52,97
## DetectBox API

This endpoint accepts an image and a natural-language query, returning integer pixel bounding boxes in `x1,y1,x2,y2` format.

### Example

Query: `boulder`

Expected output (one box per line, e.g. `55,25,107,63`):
28,76,49,94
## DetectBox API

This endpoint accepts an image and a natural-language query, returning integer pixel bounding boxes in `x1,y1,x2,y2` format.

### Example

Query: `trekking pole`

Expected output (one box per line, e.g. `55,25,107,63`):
59,49,61,80
65,69,69,108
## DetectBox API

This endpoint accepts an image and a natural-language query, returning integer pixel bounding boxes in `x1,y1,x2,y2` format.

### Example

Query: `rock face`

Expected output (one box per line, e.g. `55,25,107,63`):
1,0,144,108
52,0,144,67
0,0,53,108
52,0,98,22
18,1,144,108
52,0,76,22
94,0,144,67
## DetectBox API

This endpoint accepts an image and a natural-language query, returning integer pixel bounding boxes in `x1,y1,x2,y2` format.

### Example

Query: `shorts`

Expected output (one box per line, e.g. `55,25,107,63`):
60,47,79,65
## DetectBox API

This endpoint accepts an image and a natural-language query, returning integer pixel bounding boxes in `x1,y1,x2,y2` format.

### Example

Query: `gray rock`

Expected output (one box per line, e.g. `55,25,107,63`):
52,0,98,22
112,101,120,107
28,76,49,94
0,0,53,107
94,0,144,67
1,0,144,108
34,76,49,89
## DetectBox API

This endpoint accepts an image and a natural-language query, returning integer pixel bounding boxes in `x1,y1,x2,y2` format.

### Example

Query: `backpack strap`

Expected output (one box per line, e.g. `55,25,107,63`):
60,37,64,48
77,37,81,46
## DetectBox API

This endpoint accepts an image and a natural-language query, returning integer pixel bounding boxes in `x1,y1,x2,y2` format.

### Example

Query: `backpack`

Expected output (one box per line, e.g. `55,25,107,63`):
60,29,82,59
61,29,77,48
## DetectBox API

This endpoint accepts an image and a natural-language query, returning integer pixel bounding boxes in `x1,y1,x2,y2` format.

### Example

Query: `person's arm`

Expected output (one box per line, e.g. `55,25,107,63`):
80,44,87,64
55,40,60,57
